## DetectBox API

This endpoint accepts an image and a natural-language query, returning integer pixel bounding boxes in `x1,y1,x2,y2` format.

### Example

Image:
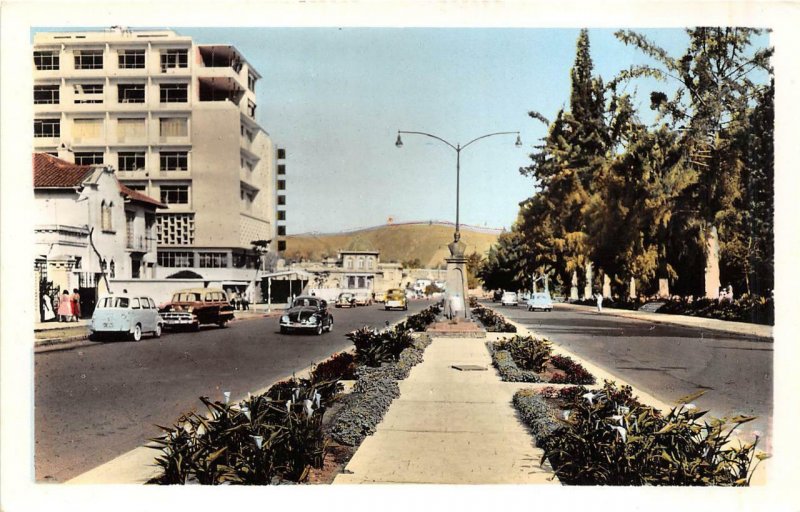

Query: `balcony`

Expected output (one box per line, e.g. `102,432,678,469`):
126,234,153,252
198,77,245,105
35,224,89,248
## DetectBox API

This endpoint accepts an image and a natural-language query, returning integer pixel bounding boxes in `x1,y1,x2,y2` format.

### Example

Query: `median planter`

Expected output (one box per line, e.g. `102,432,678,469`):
513,382,769,486
471,305,517,332
488,335,596,385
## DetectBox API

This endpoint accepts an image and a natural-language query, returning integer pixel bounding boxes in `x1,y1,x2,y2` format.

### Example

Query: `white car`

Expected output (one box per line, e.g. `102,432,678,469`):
500,292,519,307
90,294,163,341
526,292,554,312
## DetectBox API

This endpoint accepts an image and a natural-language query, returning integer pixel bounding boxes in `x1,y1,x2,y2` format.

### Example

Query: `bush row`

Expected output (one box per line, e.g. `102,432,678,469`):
488,335,596,385
471,305,517,332
396,303,442,332
329,335,432,446
514,381,768,486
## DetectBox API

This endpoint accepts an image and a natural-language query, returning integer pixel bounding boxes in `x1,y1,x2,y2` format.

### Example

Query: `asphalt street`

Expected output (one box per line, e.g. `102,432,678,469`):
495,302,773,447
34,300,429,482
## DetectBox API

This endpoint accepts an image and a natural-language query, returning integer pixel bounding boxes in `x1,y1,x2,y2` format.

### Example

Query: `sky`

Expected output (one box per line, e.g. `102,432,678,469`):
34,27,769,235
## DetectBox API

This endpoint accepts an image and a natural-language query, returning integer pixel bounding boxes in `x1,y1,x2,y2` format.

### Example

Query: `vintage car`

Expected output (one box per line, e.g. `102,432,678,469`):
159,288,235,330
335,292,357,308
353,291,373,306
280,296,333,335
89,294,163,341
526,292,554,312
500,291,519,307
384,288,408,311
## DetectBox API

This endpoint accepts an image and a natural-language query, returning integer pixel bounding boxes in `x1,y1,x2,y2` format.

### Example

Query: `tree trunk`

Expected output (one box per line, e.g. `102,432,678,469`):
704,225,721,299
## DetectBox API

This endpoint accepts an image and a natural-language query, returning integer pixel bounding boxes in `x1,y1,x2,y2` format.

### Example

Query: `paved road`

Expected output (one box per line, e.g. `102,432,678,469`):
494,303,773,447
35,301,430,482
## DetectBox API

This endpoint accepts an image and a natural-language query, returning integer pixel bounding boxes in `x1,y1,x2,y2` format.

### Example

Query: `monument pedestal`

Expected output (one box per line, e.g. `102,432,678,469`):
444,237,469,319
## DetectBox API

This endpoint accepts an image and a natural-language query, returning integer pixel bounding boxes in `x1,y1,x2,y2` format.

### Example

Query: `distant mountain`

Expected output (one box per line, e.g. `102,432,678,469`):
284,222,502,267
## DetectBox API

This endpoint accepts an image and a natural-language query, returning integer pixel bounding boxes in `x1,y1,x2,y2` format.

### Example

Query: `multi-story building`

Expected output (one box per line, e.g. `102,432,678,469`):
32,27,278,294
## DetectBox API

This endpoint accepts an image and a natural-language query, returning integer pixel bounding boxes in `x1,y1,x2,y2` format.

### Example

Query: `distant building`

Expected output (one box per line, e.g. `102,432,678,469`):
33,153,165,318
32,27,278,291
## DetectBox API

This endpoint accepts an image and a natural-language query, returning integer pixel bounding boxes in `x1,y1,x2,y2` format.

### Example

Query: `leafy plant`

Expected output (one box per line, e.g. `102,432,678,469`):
472,305,517,332
310,351,357,382
496,335,552,373
346,326,416,367
549,354,596,384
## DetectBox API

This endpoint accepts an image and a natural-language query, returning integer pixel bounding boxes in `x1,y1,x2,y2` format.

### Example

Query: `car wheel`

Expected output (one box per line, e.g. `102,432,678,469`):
217,320,228,328
131,323,142,342
154,324,162,338
191,322,200,332
88,332,100,342
315,323,323,336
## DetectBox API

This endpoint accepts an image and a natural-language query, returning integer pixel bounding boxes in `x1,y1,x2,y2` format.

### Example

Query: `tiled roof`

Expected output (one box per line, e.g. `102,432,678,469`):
119,183,167,209
32,153,94,188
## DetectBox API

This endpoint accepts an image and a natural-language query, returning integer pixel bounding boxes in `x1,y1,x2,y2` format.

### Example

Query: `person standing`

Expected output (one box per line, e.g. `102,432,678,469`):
57,289,72,322
595,292,603,313
71,288,82,321
41,293,55,322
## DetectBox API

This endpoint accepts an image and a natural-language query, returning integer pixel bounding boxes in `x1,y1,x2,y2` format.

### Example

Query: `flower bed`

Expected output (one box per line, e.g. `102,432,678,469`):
488,335,596,385
396,303,442,332
514,382,769,486
471,305,517,332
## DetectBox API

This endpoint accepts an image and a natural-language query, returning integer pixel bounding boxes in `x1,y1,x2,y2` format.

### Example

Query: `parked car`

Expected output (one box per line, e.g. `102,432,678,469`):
526,292,554,312
280,296,333,335
500,291,519,307
385,288,408,311
353,291,373,306
159,288,235,330
90,294,163,341
492,290,504,302
335,292,357,308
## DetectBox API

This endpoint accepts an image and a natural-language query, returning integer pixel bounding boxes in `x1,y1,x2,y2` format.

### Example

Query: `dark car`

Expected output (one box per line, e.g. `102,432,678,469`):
492,290,503,302
160,288,235,330
279,296,333,335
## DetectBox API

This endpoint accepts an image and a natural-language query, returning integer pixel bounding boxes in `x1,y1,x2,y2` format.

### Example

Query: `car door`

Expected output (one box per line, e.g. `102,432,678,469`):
139,297,155,331
129,297,143,331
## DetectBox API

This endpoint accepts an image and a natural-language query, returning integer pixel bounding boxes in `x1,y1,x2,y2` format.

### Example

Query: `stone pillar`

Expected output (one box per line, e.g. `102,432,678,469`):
570,271,579,301
658,278,670,298
629,277,636,300
704,225,721,299
445,238,468,319
602,274,612,298
583,262,593,299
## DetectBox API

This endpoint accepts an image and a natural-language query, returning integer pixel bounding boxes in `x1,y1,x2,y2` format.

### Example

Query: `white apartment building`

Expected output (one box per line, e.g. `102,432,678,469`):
32,27,278,291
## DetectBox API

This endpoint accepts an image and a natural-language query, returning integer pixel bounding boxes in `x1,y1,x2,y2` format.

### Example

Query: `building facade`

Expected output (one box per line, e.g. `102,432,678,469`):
33,153,165,319
32,27,278,288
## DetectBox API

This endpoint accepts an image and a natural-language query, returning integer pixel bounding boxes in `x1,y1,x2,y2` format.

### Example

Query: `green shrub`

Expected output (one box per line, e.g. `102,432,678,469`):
521,382,768,486
397,304,442,332
346,326,416,367
513,389,560,444
496,335,552,373
487,343,542,382
471,305,517,332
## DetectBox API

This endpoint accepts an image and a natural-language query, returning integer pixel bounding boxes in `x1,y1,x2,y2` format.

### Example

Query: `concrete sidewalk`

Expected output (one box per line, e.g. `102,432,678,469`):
333,333,557,485
556,302,772,339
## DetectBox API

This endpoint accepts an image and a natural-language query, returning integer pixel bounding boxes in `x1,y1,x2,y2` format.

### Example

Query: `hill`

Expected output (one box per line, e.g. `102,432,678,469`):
284,222,501,267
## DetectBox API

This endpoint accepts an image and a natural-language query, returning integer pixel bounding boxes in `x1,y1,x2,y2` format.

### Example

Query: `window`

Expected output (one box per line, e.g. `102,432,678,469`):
72,118,103,140
277,180,286,191
277,148,286,159
160,185,189,204
34,85,60,104
160,83,188,103
247,73,256,91
277,240,286,252
118,152,145,171
246,100,256,117
118,49,145,69
277,195,286,206
160,49,188,72
131,298,141,309
74,83,103,104
367,258,374,270
118,83,145,103
157,214,195,245
74,152,104,165
160,151,188,171
159,117,188,138
110,260,116,278
198,252,228,268
125,184,147,192
277,226,286,236
74,49,103,70
277,164,286,175
34,50,60,70
140,297,151,309
101,200,113,231
277,210,286,221
358,258,364,269
157,251,194,267
126,211,135,247
117,118,145,140
34,118,60,137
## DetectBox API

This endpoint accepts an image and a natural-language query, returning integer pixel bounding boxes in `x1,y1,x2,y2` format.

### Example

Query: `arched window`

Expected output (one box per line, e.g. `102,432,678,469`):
101,200,113,231
109,260,116,278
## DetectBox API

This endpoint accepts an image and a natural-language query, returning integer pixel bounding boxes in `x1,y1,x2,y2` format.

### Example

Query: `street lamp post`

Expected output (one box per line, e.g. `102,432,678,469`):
395,130,522,318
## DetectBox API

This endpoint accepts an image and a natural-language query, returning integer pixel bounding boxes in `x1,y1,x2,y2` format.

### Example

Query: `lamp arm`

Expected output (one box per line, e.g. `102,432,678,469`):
397,130,458,151
461,131,520,150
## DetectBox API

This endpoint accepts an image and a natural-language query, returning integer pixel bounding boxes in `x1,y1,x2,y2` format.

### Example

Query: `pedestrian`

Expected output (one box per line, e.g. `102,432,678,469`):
71,288,81,321
41,292,55,322
595,292,603,313
241,295,250,310
57,289,72,322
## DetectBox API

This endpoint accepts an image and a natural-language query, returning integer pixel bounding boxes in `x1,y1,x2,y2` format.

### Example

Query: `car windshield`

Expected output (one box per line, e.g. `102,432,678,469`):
293,298,319,308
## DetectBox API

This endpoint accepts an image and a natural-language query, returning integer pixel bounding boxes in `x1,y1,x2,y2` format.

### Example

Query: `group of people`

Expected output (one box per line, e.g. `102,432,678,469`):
229,291,250,310
41,289,82,322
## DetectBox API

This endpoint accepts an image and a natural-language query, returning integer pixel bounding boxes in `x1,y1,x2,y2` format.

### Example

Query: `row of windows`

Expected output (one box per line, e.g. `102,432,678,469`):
38,149,190,171
33,117,189,139
125,184,190,205
34,83,188,105
157,251,228,268
34,49,189,72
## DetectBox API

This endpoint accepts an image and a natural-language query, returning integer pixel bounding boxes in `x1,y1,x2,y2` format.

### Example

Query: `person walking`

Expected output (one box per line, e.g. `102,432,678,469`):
57,289,72,322
595,292,603,313
71,288,82,321
41,292,55,322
